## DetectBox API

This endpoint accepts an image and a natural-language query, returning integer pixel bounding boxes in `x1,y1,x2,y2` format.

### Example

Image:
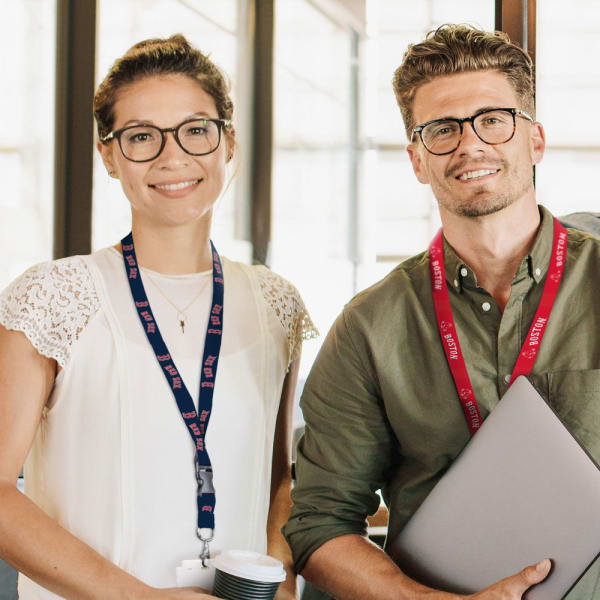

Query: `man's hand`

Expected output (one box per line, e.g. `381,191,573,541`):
468,559,551,599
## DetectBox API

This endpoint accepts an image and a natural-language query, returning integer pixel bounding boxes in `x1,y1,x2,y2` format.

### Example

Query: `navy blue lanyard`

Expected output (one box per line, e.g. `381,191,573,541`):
121,233,223,558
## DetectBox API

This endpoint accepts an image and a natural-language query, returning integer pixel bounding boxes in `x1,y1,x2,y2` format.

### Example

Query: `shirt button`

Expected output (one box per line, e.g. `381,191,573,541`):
535,268,541,277
482,302,491,312
504,374,511,383
460,267,468,277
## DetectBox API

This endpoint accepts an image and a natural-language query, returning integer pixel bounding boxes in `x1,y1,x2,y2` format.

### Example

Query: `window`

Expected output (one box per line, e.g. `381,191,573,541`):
0,1,56,289
271,0,357,379
535,0,600,215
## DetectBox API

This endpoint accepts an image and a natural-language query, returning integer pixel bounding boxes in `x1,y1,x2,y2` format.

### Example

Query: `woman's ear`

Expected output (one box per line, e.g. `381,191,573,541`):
97,140,118,177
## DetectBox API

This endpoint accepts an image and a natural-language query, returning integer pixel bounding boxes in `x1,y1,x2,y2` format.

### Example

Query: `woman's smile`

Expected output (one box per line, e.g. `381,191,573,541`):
148,177,204,197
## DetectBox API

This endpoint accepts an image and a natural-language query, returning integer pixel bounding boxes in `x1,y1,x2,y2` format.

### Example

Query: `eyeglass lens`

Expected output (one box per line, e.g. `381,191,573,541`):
421,110,515,155
119,119,221,161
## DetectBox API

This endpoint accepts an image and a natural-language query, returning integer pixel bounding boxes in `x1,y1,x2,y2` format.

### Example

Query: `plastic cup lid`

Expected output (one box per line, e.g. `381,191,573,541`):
214,550,286,583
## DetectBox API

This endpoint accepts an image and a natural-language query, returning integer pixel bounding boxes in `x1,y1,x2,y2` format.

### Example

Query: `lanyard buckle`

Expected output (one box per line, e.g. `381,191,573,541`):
195,462,215,495
197,528,214,567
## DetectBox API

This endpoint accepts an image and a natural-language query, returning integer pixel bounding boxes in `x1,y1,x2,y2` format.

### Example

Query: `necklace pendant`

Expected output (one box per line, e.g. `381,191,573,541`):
180,319,185,334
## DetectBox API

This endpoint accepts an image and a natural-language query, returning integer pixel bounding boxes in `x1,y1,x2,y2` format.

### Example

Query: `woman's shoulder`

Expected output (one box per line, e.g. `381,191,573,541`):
0,254,98,303
227,259,306,315
0,254,101,367
0,254,99,302
227,260,319,365
226,259,298,292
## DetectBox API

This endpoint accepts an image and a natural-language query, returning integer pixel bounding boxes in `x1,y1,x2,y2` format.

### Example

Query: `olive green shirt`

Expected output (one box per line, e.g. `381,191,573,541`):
284,206,600,598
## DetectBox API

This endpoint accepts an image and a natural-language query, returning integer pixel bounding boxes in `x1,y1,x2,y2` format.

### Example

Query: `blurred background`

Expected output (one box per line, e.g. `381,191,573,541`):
0,0,598,597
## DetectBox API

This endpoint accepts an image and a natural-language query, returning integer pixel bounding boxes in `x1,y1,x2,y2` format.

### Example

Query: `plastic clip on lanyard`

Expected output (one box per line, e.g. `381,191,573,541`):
429,218,568,436
121,233,224,564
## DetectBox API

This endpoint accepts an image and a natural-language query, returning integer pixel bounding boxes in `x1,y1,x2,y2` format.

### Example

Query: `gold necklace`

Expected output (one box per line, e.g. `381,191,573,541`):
144,272,209,334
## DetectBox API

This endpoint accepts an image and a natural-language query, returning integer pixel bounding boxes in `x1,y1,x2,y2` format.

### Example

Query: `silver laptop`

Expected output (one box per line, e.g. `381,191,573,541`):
389,376,600,599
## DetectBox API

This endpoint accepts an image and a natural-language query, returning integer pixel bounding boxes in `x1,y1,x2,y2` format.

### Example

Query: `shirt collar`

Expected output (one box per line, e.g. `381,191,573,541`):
441,205,555,293
525,204,555,284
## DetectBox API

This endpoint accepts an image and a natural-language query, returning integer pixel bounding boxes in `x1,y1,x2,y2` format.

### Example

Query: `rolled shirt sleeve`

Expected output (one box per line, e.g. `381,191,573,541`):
283,307,397,573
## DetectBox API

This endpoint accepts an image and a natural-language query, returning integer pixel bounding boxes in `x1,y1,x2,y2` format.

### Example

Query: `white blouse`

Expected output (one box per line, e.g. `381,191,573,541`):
0,247,317,599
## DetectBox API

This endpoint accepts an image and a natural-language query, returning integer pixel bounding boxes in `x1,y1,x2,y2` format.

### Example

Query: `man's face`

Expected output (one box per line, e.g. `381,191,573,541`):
406,70,545,219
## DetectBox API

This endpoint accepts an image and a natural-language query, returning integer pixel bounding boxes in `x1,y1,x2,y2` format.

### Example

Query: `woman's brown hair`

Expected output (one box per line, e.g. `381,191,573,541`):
94,34,234,146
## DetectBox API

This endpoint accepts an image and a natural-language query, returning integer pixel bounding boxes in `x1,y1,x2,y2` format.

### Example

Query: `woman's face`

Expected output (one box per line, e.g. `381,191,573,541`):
98,73,231,229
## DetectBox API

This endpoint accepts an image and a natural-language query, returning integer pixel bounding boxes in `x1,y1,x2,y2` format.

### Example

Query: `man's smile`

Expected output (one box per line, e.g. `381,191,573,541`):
455,168,500,182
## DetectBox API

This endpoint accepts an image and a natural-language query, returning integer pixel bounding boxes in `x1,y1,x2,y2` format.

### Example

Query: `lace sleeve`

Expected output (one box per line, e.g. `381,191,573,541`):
0,257,100,368
255,267,319,368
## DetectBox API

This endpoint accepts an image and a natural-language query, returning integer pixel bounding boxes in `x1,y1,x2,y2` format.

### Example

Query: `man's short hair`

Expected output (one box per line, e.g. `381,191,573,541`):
393,24,535,137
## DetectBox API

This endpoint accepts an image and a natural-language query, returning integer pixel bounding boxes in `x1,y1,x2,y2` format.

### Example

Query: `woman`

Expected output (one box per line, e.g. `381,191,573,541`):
0,35,316,599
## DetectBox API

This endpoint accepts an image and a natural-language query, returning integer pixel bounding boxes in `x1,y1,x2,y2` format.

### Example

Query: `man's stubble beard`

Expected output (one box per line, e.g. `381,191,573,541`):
435,163,532,219
446,186,514,218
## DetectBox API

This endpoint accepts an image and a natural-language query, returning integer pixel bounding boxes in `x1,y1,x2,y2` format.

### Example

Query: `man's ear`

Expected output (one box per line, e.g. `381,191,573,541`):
530,121,546,166
225,127,236,163
97,141,118,177
407,142,430,184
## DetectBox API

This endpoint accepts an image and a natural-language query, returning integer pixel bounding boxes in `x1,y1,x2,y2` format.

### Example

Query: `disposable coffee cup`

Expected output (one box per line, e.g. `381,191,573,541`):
213,550,286,600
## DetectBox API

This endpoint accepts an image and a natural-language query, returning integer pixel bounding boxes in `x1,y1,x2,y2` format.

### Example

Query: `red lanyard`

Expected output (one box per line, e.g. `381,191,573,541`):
429,218,568,436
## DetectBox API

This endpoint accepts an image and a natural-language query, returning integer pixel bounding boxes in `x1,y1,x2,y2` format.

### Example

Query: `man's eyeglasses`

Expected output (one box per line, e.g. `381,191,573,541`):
100,118,231,162
411,108,533,156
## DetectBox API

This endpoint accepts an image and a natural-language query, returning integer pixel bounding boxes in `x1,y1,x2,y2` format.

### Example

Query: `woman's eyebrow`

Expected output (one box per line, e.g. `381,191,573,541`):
120,112,214,127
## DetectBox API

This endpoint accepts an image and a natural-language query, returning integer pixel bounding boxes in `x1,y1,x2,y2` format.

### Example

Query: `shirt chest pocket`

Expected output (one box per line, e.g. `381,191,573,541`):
548,369,600,463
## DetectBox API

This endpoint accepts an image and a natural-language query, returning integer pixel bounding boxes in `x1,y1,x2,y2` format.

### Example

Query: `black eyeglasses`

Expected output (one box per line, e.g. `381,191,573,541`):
411,108,533,156
100,117,231,162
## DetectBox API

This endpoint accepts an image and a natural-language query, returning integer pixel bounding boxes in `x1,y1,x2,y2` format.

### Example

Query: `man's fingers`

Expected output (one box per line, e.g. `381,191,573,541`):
515,559,552,590
475,558,552,597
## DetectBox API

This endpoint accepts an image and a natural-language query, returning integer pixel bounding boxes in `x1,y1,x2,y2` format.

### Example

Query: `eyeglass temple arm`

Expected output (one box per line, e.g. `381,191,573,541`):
516,109,534,122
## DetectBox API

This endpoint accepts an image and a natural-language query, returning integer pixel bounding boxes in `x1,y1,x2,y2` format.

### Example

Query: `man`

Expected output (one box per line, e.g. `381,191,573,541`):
283,24,600,600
